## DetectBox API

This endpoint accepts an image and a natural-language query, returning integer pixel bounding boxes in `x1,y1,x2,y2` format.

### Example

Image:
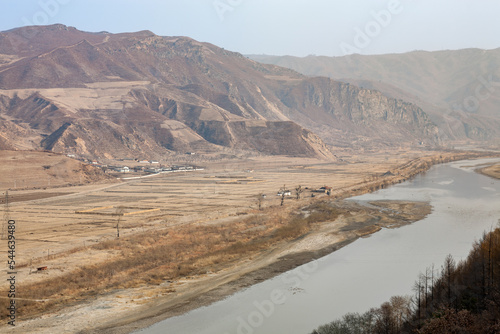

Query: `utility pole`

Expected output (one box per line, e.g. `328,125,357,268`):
116,217,120,238
115,207,124,238
1,191,9,240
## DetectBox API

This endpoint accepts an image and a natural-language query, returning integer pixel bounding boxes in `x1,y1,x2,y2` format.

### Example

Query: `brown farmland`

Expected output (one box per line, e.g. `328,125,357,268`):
0,149,493,333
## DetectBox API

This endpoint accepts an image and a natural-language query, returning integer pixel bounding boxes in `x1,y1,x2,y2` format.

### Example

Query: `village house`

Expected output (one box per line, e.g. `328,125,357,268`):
145,167,161,174
277,190,292,196
114,166,130,173
314,186,332,194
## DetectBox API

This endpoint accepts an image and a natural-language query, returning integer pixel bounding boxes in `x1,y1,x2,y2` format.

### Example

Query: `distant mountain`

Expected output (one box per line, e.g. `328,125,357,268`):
249,49,500,143
0,25,440,159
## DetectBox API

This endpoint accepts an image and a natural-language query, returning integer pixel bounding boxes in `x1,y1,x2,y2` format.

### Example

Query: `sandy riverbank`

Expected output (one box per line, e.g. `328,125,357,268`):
16,200,432,334
479,163,500,180
97,204,431,334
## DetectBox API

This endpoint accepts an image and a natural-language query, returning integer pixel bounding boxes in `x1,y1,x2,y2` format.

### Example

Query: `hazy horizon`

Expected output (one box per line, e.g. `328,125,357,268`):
2,0,500,57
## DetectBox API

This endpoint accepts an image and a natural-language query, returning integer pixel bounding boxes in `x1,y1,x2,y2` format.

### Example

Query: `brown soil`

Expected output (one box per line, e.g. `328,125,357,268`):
0,192,72,204
0,150,115,191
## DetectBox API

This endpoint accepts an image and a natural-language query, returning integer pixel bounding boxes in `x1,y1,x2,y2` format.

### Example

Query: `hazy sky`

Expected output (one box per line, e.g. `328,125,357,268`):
1,0,500,57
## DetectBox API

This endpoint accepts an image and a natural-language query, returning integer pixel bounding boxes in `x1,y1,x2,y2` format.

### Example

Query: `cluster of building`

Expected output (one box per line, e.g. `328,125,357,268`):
65,155,199,175
62,153,205,180
277,186,332,197
110,164,197,174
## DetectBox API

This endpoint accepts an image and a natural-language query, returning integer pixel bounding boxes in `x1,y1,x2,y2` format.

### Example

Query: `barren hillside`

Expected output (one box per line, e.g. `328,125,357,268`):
250,49,500,144
0,150,114,191
0,25,441,160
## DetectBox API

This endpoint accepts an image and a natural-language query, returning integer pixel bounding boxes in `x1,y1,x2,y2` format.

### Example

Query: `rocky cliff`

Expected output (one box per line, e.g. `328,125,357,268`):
0,25,441,159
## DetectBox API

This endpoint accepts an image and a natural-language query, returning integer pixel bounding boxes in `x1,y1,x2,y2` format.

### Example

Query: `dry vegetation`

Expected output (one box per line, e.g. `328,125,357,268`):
1,201,343,319
0,149,496,332
0,150,114,191
480,163,500,180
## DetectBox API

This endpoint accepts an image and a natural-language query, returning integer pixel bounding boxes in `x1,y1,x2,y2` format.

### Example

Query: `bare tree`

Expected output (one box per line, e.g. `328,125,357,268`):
279,184,286,206
256,193,264,211
442,254,456,307
488,228,494,296
375,301,394,334
388,295,412,331
429,264,435,312
295,185,303,200
413,278,423,320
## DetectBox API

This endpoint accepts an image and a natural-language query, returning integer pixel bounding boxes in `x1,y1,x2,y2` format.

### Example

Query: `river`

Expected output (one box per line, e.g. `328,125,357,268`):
135,158,500,334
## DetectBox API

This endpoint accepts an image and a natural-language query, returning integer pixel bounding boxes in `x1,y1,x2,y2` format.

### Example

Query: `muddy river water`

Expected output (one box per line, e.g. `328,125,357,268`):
136,158,500,334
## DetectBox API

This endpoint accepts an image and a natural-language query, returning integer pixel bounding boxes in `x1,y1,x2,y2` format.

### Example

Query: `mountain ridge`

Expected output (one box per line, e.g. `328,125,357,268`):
248,48,500,143
0,25,441,159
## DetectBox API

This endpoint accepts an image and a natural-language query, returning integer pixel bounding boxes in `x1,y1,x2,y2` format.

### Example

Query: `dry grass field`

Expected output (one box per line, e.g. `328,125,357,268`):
0,149,429,264
480,163,500,180
0,148,493,333
0,150,114,191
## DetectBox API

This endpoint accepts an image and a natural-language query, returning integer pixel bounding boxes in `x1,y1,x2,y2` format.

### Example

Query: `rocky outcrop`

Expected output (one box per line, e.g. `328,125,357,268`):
249,51,500,143
0,25,443,159
278,77,439,146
